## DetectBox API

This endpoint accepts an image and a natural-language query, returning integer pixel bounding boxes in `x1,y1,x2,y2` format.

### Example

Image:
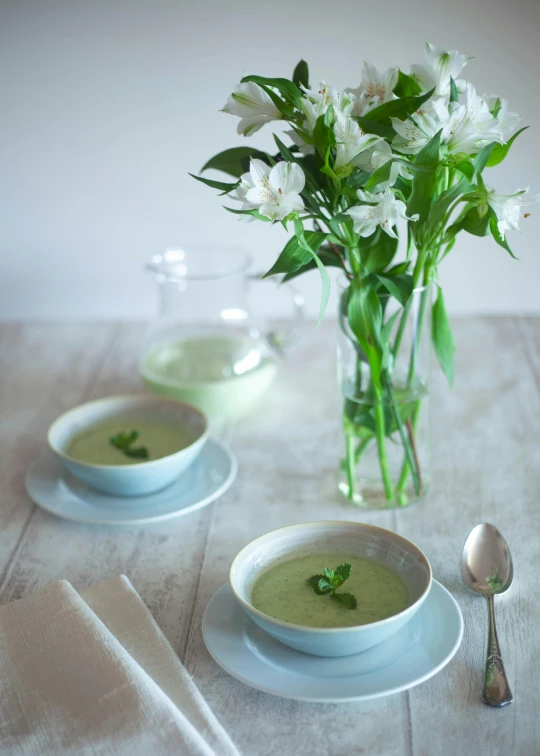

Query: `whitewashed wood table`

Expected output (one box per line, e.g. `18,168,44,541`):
1,319,539,755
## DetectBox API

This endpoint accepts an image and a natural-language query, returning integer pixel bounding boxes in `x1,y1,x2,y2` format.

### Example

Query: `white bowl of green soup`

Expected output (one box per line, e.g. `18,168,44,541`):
230,521,432,657
48,395,208,496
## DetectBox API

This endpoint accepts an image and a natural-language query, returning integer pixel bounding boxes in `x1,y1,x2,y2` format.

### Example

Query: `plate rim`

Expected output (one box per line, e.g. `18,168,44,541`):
25,437,237,526
202,580,464,702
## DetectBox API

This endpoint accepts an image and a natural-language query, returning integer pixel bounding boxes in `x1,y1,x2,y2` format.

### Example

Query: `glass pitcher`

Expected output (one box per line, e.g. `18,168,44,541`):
139,246,304,420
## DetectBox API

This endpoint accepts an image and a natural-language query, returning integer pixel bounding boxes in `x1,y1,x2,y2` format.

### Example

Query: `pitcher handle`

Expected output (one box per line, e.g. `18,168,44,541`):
249,274,305,356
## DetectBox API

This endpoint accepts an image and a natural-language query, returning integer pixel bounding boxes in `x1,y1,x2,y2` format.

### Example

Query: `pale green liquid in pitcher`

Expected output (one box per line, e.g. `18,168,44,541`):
251,554,409,628
141,336,277,418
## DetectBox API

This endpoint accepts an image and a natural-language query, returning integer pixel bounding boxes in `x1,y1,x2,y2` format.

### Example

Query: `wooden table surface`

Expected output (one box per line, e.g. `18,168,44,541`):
1,319,539,756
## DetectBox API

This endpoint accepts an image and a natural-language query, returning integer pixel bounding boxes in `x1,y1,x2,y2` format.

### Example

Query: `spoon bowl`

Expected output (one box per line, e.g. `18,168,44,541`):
461,523,514,596
461,523,514,708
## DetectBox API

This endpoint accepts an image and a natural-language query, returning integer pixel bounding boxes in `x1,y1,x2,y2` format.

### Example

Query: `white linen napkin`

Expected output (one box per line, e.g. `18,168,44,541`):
0,575,238,756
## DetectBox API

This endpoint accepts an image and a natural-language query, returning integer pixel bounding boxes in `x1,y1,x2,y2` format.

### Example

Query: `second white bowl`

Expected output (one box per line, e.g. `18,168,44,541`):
48,395,209,496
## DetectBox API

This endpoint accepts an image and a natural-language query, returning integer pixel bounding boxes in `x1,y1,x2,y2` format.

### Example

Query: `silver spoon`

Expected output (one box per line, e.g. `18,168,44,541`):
461,523,514,707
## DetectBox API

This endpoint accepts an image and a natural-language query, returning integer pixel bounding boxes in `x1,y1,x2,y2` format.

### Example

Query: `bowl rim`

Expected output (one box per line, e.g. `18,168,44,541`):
47,393,209,470
229,520,432,634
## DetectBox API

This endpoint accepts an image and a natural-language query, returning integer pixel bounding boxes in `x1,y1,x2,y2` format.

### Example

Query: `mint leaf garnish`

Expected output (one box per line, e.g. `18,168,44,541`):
307,562,356,609
110,430,149,460
331,592,357,610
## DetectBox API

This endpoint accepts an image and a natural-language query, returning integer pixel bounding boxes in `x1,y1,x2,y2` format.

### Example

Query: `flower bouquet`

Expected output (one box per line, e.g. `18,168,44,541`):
191,43,537,508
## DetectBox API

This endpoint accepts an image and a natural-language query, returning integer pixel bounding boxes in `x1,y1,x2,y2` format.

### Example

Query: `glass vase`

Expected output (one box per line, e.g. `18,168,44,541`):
337,282,432,509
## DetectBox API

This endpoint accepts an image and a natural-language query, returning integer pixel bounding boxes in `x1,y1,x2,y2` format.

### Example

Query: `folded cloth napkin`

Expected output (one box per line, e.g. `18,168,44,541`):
0,575,239,756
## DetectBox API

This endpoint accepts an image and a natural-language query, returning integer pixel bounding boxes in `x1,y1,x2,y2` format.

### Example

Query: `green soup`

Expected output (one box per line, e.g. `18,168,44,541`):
67,420,193,465
250,553,409,628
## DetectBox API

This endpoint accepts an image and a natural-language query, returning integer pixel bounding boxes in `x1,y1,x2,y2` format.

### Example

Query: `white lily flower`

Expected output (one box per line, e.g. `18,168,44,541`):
223,81,281,136
347,62,398,116
486,186,540,238
354,141,410,188
300,81,355,132
333,111,381,170
234,159,305,221
410,42,469,96
345,187,419,239
485,95,521,142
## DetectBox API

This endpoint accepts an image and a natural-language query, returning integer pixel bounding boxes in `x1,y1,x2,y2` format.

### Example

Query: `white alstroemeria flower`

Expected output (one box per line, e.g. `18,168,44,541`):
410,42,469,96
223,82,281,136
485,95,521,142
235,159,305,221
486,187,540,238
285,128,314,156
300,81,355,132
391,104,442,155
345,188,419,239
354,141,411,188
464,84,503,144
333,111,381,169
347,62,398,116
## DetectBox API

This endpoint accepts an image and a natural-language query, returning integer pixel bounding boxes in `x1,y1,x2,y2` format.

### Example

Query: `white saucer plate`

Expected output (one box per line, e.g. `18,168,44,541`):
202,580,463,702
26,437,237,526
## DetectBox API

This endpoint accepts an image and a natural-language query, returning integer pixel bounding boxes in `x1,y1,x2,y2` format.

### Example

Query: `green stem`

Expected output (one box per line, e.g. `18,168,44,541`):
345,433,356,500
354,436,372,464
373,385,394,503
395,264,434,497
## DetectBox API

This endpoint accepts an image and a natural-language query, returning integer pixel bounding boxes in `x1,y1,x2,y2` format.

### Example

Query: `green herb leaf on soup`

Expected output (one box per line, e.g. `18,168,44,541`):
331,592,358,610
307,562,357,609
109,430,150,460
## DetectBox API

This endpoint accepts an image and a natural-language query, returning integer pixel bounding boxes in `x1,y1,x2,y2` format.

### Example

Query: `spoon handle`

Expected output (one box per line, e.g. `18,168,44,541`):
482,594,513,707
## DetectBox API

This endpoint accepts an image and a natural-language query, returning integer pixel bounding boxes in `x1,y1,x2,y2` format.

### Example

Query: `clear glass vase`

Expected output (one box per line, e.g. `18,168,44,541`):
337,282,432,509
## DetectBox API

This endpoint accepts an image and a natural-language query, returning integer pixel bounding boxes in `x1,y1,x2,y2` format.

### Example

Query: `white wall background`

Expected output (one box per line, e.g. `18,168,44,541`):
1,0,539,322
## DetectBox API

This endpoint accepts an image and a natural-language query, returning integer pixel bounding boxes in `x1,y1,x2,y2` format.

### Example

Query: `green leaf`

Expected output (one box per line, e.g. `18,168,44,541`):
282,245,346,282
489,212,517,258
385,262,409,277
449,76,459,103
292,59,309,89
363,87,436,127
360,228,398,273
312,111,336,153
124,447,150,460
189,173,240,194
486,127,529,168
331,592,357,610
407,130,442,222
354,116,394,139
394,70,422,98
264,231,326,279
473,143,498,179
241,75,301,108
432,286,455,386
109,430,149,460
273,134,295,162
323,568,335,581
335,562,352,582
110,430,139,450
294,219,331,324
365,160,394,190
201,147,265,177
450,204,491,237
347,280,383,388
224,206,271,222
428,176,472,232
307,575,333,594
376,273,414,305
